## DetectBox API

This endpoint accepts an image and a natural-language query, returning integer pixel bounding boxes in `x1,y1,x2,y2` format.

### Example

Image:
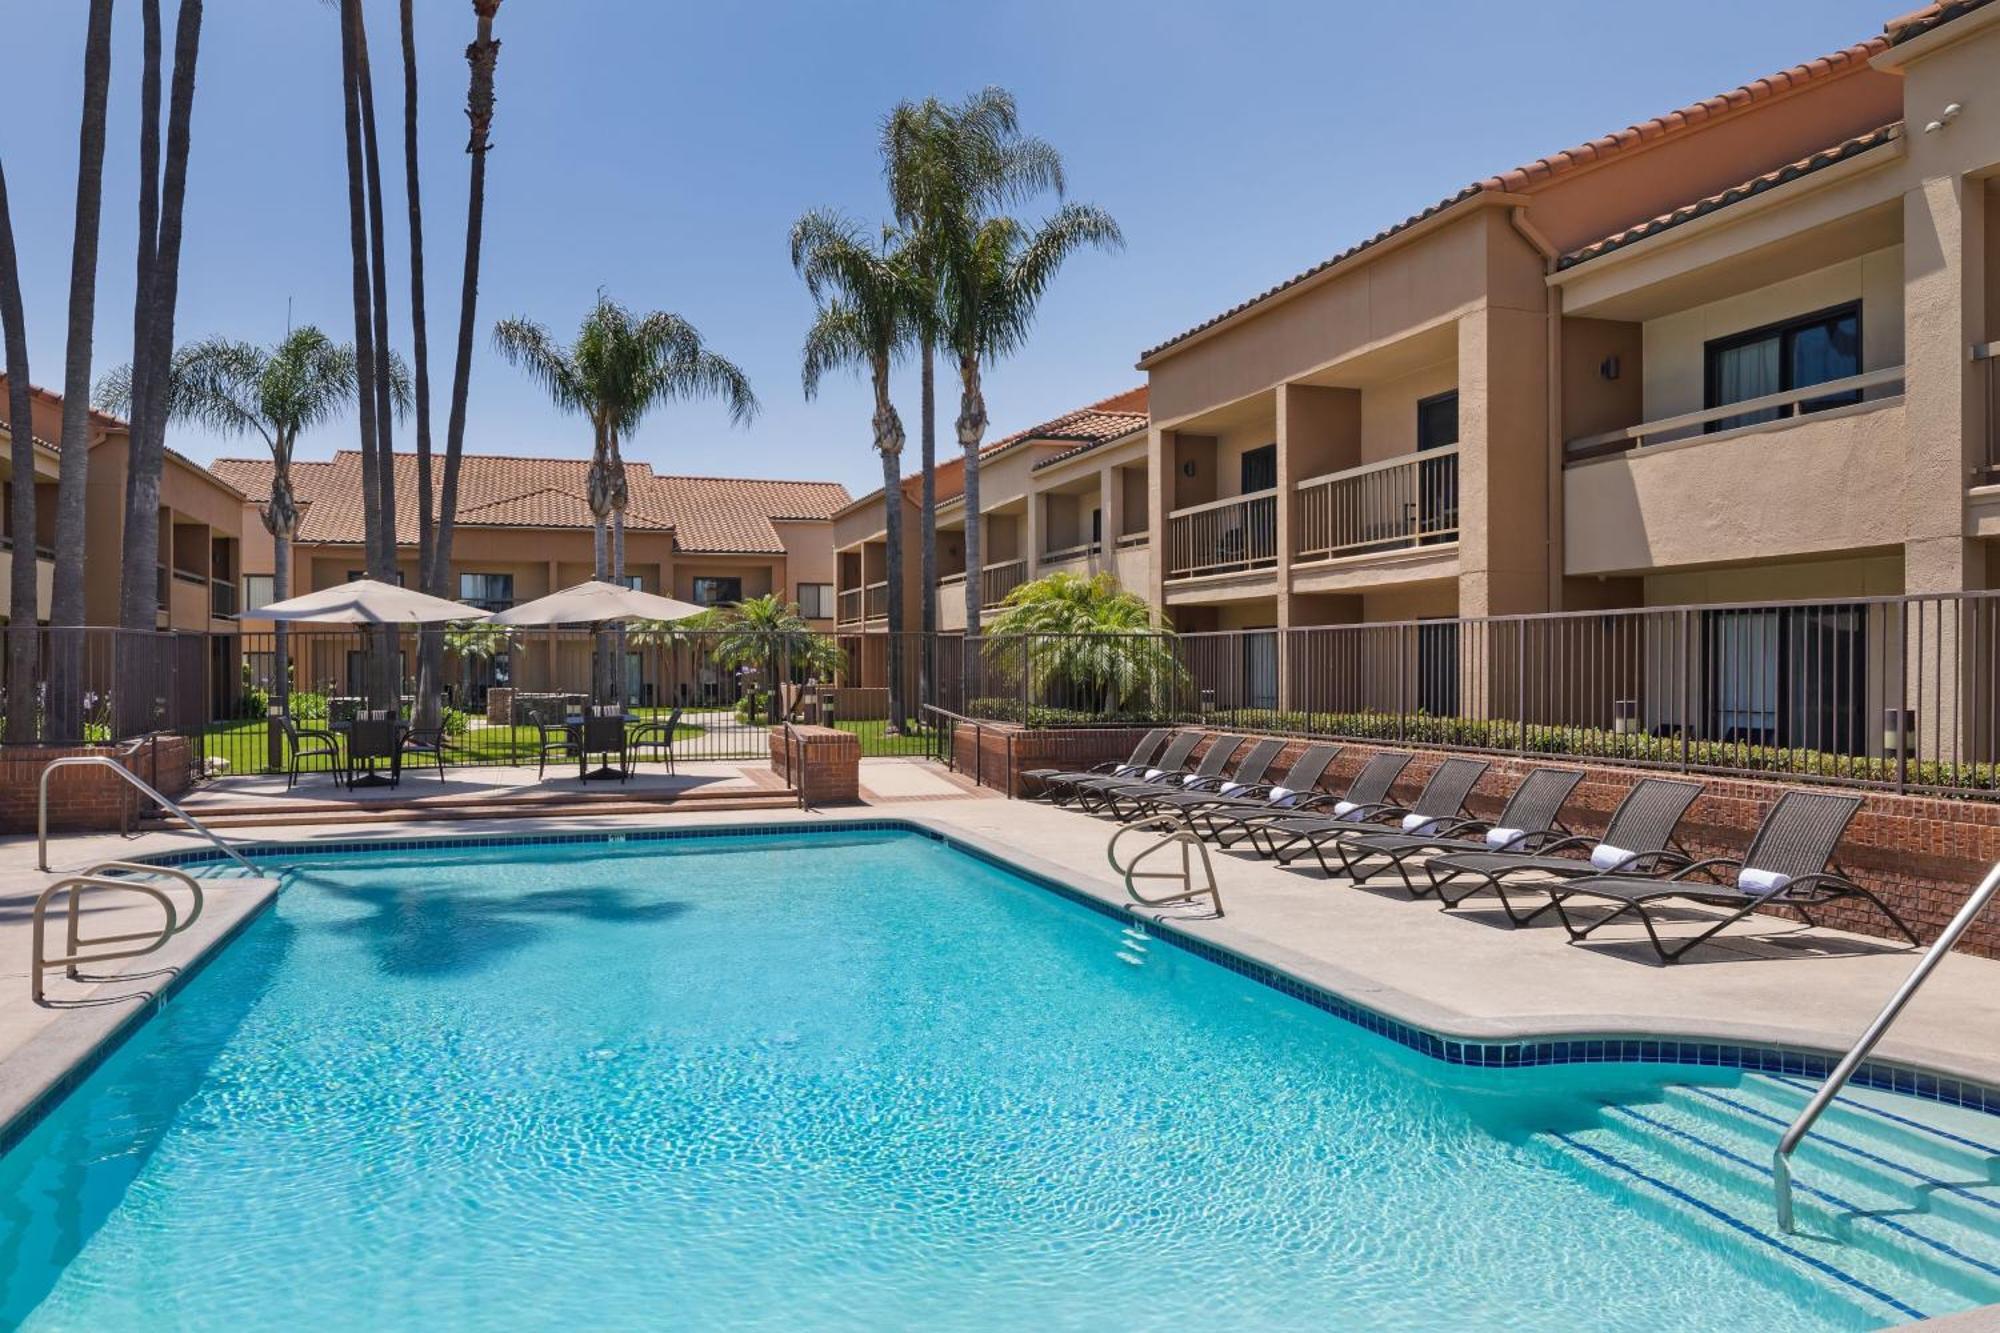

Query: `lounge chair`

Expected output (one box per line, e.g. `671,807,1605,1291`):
1120,737,1288,819
1333,766,1585,893
1549,790,1920,963
1024,729,1167,802
1089,734,1250,819
1169,743,1346,846
1248,755,1490,874
1216,750,1411,853
1059,730,1203,808
1425,777,1703,924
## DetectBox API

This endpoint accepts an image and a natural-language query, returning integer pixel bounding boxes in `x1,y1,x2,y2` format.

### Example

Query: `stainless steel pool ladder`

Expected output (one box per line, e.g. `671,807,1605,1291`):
29,861,205,1003
1772,859,2000,1233
1107,813,1223,916
37,755,260,875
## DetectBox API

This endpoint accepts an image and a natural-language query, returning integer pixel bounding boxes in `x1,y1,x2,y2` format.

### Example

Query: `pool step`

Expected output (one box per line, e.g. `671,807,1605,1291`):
1538,1074,2000,1325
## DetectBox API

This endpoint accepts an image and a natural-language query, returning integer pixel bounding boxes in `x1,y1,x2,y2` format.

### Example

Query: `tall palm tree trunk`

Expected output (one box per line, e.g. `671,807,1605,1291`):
918,341,936,718
400,0,444,730
431,0,501,604
879,446,905,733
267,506,292,769
338,0,388,708
955,351,987,664
355,16,401,704
48,0,116,743
0,162,38,744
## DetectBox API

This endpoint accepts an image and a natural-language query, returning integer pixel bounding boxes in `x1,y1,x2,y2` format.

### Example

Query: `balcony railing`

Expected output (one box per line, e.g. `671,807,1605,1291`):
837,586,863,624
864,580,889,619
210,579,238,619
1294,447,1459,563
1978,342,1997,483
1115,531,1149,549
1037,541,1100,568
1166,488,1277,580
1566,366,1904,460
981,559,1027,607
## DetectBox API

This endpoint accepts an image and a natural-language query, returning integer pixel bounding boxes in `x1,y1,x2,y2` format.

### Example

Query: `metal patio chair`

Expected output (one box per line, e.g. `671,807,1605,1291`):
629,706,684,774
280,713,344,790
1425,777,1703,925
1333,766,1587,894
1549,790,1920,963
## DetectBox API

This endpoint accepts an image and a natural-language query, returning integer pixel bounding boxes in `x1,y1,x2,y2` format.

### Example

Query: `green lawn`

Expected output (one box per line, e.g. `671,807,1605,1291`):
202,710,705,776
831,718,941,759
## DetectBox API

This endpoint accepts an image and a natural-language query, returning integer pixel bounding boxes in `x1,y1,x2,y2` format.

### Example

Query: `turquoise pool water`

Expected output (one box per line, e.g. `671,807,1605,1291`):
0,829,1944,1328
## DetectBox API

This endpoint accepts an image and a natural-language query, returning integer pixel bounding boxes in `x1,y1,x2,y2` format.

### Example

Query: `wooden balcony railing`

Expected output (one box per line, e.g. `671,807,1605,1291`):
1565,365,1904,460
981,559,1027,607
837,586,863,624
1165,488,1277,580
1037,541,1100,568
1294,447,1459,563
1978,343,1998,483
211,579,239,619
864,580,889,619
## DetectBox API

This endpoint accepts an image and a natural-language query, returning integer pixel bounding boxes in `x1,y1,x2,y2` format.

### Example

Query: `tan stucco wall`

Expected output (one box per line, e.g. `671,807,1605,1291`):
1565,400,1908,578
1640,552,1903,605
1639,246,1904,423
1358,359,1457,463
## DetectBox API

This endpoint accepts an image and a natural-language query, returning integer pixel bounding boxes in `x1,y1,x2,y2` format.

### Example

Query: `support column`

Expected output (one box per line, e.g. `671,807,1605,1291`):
1146,427,1172,615
1098,466,1120,579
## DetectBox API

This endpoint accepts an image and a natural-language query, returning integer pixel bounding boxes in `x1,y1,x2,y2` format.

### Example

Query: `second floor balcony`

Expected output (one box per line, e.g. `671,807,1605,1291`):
837,585,863,625
1165,489,1277,581
937,558,1028,611
1294,447,1459,563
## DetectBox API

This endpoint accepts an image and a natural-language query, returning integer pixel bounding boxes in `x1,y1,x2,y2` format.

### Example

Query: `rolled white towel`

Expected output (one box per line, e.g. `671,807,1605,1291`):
1268,786,1299,808
1589,844,1637,871
1143,768,1168,782
1401,813,1443,834
1219,781,1249,798
1333,799,1362,821
1484,826,1527,850
1738,866,1793,894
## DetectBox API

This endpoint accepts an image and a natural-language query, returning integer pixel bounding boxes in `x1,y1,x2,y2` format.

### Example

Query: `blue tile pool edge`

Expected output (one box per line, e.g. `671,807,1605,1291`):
114,817,2000,1127
0,885,279,1159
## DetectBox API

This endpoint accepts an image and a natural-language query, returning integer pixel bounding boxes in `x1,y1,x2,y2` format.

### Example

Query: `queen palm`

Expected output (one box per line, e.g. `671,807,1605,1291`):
710,593,843,724
790,209,914,733
985,571,1185,718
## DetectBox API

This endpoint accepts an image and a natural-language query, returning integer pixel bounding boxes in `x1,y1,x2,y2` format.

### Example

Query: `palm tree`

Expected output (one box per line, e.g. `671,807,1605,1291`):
493,296,756,582
790,209,914,733
0,160,39,743
985,571,1185,718
47,0,116,742
709,593,843,724
881,89,1065,702
98,328,394,761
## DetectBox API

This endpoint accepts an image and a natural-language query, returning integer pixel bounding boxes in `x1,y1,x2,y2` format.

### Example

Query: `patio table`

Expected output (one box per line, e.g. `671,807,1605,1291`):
346,716,405,789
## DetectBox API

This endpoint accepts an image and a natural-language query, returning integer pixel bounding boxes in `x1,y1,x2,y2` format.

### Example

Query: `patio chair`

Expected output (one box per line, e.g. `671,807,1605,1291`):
345,713,404,789
1023,729,1168,801
1548,790,1920,963
1425,777,1702,924
1332,766,1586,894
1089,734,1249,819
579,707,631,783
530,700,579,780
629,706,684,774
1249,755,1491,874
280,713,343,790
1169,743,1346,846
1209,750,1411,852
1120,737,1288,819
400,722,454,784
1060,731,1204,808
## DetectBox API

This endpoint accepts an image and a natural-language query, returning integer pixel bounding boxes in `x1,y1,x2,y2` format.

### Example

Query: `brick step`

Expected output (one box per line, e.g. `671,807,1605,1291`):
144,790,801,829
170,783,774,820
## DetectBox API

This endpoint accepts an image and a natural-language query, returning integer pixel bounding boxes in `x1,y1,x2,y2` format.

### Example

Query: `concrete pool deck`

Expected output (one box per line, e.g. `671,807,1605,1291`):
5,786,2000,1137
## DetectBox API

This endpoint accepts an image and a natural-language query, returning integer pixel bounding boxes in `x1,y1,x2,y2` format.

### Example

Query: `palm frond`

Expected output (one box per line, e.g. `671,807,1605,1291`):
491,317,587,414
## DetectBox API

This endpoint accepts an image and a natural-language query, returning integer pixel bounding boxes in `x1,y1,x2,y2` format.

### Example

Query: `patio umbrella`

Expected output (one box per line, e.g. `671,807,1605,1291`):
243,577,489,624
485,580,704,627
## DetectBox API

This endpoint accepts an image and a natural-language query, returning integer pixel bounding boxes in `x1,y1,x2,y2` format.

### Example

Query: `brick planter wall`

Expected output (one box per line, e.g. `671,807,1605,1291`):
0,735,195,834
770,725,859,805
971,723,2000,958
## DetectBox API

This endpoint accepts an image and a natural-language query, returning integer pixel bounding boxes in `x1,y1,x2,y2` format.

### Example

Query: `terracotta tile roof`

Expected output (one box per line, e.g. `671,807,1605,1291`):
1136,38,1889,364
1558,123,1903,269
212,451,848,554
1885,0,1995,44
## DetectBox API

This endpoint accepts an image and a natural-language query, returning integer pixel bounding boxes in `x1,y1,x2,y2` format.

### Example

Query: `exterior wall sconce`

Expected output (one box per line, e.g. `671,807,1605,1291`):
1600,355,1621,381
1180,461,1198,478
1612,698,1639,734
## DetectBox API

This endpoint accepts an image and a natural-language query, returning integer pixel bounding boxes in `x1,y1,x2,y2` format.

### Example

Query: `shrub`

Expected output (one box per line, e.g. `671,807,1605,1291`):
287,691,329,722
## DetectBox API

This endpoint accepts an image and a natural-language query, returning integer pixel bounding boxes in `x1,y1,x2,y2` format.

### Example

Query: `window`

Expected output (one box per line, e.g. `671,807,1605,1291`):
617,574,643,591
1239,443,1277,493
1704,303,1861,433
243,574,277,612
796,583,834,618
1417,391,1459,451
347,568,406,586
1090,507,1103,546
458,572,514,612
692,576,742,607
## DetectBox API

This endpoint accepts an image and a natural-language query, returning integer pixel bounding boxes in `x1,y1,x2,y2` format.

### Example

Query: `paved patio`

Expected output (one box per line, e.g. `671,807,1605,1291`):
6,783,2000,1148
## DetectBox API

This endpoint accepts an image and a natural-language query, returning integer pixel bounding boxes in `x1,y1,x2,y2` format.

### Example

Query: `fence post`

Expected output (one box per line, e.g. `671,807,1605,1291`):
1678,608,1691,773
1396,626,1407,742
1897,602,1910,794
1515,622,1527,756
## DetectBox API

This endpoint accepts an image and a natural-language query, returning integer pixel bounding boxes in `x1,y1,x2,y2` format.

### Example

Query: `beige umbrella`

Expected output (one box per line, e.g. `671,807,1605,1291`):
486,579,705,627
243,577,490,624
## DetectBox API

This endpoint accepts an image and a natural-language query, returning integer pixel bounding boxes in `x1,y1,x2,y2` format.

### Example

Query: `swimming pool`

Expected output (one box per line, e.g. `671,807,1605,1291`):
1,825,1993,1328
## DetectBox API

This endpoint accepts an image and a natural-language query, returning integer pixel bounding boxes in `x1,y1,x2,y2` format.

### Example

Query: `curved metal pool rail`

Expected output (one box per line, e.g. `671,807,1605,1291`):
1107,813,1224,916
37,755,260,875
30,860,205,1003
1773,859,2000,1232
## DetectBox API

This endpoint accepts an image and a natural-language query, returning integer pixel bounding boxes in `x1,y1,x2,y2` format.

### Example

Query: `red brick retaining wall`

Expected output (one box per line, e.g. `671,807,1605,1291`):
0,735,195,834
969,721,2000,958
770,726,859,805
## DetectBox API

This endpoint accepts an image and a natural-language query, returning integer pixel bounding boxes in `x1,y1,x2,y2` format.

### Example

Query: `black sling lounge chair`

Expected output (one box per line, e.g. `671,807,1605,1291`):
1333,767,1585,893
1225,750,1411,855
1025,729,1168,802
1254,756,1489,875
1122,737,1288,819
1091,735,1249,819
1424,777,1702,925
1549,790,1920,963
1059,731,1201,807
1153,743,1345,845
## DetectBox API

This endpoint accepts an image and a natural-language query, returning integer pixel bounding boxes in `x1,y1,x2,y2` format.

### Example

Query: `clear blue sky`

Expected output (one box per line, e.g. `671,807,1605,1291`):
2,0,1894,498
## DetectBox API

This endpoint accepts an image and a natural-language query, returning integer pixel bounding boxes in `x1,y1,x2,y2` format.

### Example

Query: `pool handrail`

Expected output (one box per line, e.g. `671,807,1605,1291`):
38,755,261,876
30,860,205,1003
1772,859,2000,1232
1108,811,1224,916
